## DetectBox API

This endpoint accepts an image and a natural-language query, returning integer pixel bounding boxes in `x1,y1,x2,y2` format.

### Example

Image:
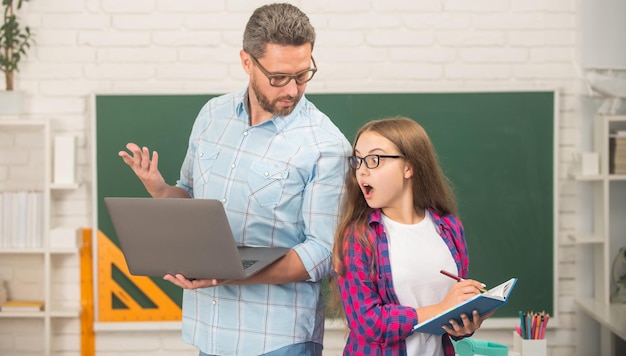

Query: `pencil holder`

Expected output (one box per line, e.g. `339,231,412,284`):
512,332,547,356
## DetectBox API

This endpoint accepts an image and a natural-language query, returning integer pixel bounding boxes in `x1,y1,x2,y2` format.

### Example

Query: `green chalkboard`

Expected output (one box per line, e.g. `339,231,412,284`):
96,91,555,319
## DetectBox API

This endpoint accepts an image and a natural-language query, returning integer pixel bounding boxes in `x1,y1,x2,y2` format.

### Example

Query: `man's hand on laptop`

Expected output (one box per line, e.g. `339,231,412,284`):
163,274,233,289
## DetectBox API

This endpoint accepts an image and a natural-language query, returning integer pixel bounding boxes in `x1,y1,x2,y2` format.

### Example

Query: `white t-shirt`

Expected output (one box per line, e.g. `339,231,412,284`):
382,211,457,356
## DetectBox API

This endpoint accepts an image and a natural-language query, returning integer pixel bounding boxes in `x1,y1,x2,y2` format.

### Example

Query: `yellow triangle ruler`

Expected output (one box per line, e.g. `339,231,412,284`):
97,230,181,321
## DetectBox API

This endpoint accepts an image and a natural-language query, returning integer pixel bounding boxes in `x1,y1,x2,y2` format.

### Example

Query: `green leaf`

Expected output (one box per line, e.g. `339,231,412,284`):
1,0,34,88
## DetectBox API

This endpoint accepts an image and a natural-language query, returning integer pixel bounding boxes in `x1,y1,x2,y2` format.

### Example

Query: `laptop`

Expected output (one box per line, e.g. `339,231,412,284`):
103,197,290,280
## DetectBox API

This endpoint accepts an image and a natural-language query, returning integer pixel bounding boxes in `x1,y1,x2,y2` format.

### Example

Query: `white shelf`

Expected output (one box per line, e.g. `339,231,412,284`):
576,298,626,342
571,173,603,181
570,173,626,182
0,311,45,318
0,120,46,128
574,234,605,245
0,120,80,356
604,115,626,122
574,112,626,355
50,182,80,190
0,248,46,254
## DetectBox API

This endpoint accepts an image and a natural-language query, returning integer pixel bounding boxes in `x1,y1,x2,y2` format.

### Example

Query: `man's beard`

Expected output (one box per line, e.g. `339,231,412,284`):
251,78,301,117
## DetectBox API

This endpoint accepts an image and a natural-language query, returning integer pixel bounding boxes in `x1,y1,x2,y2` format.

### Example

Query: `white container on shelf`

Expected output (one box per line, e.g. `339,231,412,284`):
581,152,600,175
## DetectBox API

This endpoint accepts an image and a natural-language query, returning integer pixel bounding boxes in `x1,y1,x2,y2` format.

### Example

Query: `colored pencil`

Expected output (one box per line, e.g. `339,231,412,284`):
439,270,488,293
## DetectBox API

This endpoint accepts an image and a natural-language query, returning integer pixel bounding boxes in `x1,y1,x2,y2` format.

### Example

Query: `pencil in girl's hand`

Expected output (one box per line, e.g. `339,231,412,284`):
439,270,488,293
439,269,462,281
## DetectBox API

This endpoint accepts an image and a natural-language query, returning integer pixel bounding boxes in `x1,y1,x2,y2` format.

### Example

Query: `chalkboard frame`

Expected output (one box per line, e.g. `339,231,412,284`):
93,90,558,326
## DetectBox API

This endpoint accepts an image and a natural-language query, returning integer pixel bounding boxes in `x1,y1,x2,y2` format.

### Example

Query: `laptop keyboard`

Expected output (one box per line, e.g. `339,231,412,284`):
242,260,257,269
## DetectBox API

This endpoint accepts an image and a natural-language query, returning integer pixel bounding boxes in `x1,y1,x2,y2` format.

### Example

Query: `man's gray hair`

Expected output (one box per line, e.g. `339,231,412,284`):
243,3,316,58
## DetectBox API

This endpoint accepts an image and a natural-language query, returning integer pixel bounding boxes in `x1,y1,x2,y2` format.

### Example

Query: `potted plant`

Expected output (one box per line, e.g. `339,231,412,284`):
0,0,33,114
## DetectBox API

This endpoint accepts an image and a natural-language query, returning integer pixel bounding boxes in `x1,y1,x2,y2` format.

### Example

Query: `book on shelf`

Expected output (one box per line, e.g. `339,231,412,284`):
610,137,616,174
412,277,518,335
0,300,44,312
0,191,43,249
614,165,626,174
611,130,626,138
609,136,626,174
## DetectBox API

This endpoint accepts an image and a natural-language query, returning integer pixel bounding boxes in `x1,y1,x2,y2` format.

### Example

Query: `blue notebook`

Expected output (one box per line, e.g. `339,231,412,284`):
412,277,518,335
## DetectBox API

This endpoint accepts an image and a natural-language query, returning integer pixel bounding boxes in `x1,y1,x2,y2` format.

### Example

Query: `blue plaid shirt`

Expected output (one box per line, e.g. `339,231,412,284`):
175,89,351,355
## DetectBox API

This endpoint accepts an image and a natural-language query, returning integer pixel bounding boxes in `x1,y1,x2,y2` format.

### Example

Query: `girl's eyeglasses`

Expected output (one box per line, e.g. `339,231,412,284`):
348,154,404,169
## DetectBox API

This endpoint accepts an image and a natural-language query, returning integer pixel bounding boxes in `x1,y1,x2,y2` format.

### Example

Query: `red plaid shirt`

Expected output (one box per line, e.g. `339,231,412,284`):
337,208,469,356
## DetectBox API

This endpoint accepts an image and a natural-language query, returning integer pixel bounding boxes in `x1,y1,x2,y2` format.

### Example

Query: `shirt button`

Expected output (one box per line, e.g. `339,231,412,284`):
199,152,204,157
231,164,236,169
222,198,227,203
212,299,217,305
264,171,269,177
243,131,248,136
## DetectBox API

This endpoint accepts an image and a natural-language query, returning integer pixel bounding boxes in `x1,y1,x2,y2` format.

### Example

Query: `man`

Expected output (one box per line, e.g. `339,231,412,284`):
118,3,350,356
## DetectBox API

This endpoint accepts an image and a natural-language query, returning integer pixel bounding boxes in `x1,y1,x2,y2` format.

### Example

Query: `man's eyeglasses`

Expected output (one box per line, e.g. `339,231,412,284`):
348,154,404,169
249,53,317,87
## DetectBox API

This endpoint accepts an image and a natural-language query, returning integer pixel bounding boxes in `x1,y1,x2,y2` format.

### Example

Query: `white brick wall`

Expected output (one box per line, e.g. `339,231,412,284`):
0,0,587,355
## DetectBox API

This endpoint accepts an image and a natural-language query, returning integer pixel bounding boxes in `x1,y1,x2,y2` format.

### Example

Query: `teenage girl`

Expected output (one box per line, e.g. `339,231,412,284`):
332,117,492,356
